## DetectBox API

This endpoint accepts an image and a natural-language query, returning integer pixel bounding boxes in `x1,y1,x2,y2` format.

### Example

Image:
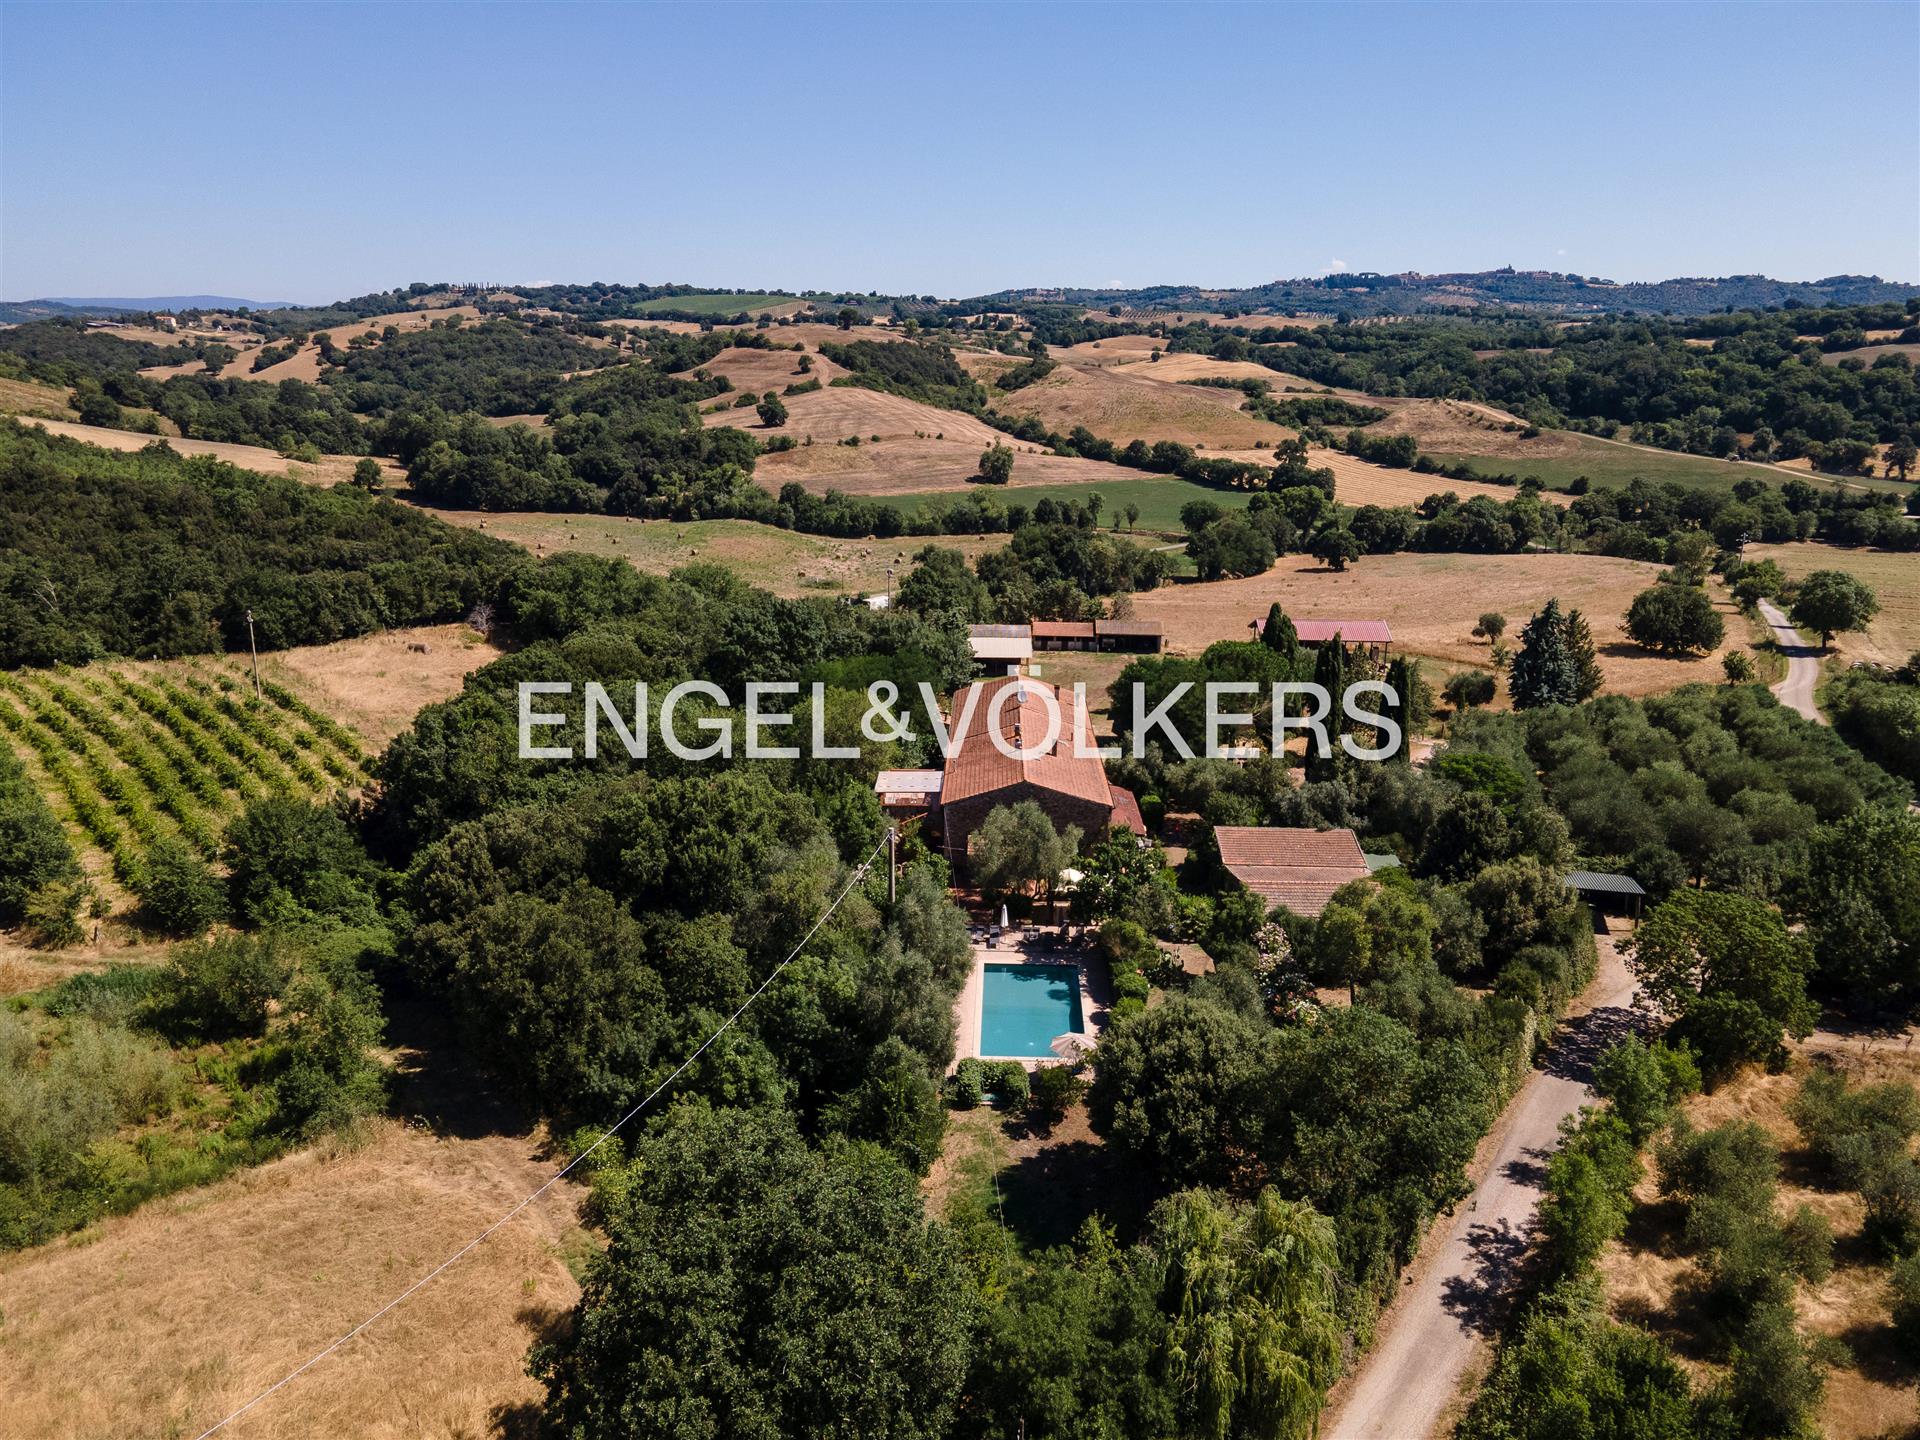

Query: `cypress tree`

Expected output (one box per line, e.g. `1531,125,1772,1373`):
1383,655,1415,763
1262,601,1300,663
1307,637,1348,781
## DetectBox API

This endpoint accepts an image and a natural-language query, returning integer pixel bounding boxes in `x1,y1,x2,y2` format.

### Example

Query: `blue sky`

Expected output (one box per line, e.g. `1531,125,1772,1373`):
3,1,1915,303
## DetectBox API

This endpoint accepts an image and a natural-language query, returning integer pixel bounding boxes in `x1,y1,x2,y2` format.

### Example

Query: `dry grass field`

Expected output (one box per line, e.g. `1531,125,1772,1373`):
413,503,1005,599
1370,397,1581,461
11,416,405,487
1131,551,1741,697
1818,341,1920,368
674,343,847,392
1048,332,1166,366
1742,541,1920,667
1596,1033,1920,1440
242,623,503,747
1200,444,1575,511
758,433,1141,497
0,371,78,419
704,382,1006,448
987,362,1290,449
0,1111,586,1440
1108,353,1288,385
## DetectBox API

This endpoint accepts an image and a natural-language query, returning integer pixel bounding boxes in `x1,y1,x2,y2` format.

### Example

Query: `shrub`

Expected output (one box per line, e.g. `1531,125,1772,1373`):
987,1059,1030,1106
155,932,293,1040
23,880,87,949
1594,1035,1701,1142
1031,1063,1086,1119
138,835,226,936
1444,670,1496,710
949,1057,988,1108
271,966,387,1139
42,964,167,1025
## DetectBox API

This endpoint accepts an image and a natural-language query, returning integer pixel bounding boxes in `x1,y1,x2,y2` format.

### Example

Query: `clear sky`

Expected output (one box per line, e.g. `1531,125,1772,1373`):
3,1,1915,303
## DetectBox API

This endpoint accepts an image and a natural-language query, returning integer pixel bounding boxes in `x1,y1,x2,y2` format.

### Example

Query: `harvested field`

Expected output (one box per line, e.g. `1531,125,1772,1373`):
761,434,1141,497
775,322,914,350
0,1112,585,1440
1742,540,1920,667
988,363,1289,449
1596,1032,1920,1440
0,372,77,419
1370,397,1582,460
1205,445,1573,510
1817,341,1920,367
413,504,1004,599
708,383,1006,448
1110,353,1289,385
1131,551,1742,696
1049,333,1165,366
241,622,503,748
674,343,843,392
13,416,400,487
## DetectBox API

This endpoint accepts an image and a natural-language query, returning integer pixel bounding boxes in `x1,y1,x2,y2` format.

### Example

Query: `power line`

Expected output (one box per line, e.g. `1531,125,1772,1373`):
192,829,892,1440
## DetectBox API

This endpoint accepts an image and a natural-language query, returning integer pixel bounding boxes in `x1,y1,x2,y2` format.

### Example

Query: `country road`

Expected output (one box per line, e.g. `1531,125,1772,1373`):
1322,935,1639,1440
1756,598,1826,724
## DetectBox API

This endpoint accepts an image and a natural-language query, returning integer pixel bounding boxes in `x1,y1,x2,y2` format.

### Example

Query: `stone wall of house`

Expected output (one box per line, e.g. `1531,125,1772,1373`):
939,781,1111,876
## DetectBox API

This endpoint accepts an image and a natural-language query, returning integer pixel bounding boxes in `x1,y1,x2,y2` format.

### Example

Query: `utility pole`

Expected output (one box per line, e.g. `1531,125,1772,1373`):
244,608,262,701
887,826,898,906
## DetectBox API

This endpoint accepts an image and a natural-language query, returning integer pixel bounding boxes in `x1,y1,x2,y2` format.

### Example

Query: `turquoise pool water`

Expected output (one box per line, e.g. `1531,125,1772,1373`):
980,963,1083,1057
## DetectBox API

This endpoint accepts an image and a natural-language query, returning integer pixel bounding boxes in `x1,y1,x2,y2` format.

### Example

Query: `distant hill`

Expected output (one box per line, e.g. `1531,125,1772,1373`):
972,269,1918,319
0,295,300,323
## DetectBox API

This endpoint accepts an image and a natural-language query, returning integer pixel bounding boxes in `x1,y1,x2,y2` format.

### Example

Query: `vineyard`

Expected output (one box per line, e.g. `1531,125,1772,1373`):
0,660,368,901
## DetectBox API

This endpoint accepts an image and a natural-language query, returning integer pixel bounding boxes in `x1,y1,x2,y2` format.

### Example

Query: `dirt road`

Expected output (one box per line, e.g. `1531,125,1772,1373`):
1757,598,1826,723
1322,934,1639,1440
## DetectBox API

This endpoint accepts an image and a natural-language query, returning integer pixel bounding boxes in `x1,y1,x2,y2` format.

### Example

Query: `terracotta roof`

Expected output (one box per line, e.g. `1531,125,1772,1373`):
1108,784,1147,836
1214,826,1370,916
1031,620,1096,639
940,676,1113,810
1254,618,1392,645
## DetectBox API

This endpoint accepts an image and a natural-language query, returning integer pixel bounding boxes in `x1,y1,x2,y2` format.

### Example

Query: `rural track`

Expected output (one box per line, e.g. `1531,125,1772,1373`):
1321,935,1638,1440
1756,598,1826,724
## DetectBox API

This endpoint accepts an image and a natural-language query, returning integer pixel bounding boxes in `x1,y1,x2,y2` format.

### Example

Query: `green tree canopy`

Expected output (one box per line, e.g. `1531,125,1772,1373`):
534,1106,973,1439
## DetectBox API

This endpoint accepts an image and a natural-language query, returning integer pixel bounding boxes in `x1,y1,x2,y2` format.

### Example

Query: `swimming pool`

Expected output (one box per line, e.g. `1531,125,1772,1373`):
980,963,1083,1058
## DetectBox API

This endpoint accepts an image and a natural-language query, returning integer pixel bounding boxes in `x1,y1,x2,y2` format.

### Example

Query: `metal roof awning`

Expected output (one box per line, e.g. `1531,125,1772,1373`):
1564,870,1646,897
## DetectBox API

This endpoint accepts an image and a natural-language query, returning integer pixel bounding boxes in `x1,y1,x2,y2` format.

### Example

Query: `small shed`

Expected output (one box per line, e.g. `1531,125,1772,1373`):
1094,618,1164,654
968,623,1033,671
1031,620,1097,651
1564,869,1646,922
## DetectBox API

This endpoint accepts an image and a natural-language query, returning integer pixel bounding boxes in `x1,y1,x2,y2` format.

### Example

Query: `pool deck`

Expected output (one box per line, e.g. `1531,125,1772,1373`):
951,923,1112,1072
